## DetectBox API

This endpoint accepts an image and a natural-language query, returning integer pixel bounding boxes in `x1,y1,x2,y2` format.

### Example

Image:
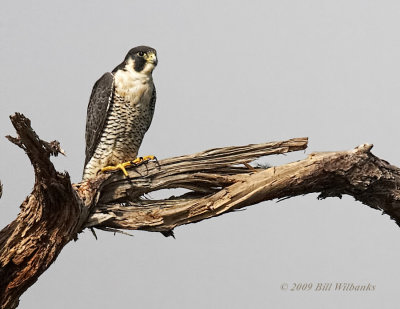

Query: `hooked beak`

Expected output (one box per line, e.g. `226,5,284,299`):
144,52,157,66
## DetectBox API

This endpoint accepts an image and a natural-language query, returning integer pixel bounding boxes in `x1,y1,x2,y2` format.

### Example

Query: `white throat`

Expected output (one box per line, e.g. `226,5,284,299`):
114,58,154,98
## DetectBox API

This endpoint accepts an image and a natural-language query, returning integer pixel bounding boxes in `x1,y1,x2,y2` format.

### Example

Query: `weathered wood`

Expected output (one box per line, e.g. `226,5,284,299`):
88,144,400,232
1,113,400,308
0,114,81,309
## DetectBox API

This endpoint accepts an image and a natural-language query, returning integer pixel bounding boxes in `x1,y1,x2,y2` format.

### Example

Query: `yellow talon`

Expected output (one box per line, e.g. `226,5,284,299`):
101,161,132,176
100,156,157,177
130,155,156,165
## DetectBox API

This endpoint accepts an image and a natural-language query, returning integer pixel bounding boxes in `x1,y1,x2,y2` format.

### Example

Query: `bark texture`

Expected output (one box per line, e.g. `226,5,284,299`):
1,113,400,308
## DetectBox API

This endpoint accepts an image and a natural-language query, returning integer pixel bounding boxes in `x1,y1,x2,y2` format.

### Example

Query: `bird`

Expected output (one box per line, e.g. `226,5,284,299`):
82,46,158,180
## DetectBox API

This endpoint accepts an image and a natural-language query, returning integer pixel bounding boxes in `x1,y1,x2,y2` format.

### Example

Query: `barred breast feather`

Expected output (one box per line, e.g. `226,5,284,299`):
82,69,156,180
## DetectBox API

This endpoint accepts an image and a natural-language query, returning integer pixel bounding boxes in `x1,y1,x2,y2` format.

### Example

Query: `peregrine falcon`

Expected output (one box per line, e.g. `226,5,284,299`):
82,46,157,180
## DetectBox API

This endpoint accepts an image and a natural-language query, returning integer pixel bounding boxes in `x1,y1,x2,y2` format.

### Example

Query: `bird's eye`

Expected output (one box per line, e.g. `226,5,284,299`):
138,51,145,57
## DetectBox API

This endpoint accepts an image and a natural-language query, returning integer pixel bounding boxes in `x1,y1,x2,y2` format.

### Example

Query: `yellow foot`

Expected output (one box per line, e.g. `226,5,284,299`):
101,161,132,176
100,156,157,177
130,155,156,165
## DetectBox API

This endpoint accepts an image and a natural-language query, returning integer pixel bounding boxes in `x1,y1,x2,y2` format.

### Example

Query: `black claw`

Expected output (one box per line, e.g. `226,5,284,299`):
153,156,161,170
143,161,149,173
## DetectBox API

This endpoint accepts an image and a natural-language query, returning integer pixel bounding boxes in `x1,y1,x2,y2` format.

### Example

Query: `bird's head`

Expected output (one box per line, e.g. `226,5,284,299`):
123,46,157,75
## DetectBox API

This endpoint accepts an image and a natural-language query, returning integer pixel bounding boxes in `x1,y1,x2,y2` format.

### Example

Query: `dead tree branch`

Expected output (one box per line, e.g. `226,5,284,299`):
1,113,400,308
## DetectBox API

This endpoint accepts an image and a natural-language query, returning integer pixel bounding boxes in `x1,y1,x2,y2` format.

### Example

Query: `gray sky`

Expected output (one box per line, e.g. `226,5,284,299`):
1,1,400,308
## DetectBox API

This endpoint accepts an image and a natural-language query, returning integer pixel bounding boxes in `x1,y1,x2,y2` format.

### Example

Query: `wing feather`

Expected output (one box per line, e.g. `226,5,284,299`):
84,72,114,167
145,86,156,132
